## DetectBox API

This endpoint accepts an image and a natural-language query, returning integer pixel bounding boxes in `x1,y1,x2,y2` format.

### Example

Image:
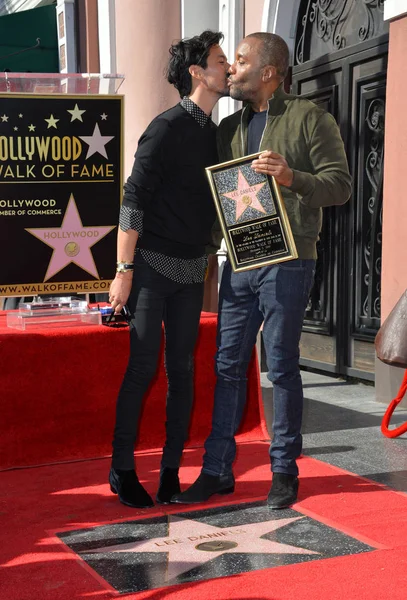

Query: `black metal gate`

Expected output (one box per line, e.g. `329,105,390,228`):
291,0,388,381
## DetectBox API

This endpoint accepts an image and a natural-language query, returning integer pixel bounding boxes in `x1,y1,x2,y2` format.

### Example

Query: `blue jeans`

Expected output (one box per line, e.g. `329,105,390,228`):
203,258,315,477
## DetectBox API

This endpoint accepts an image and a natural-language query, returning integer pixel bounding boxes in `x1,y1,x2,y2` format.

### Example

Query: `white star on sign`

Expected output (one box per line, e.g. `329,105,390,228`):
79,123,114,159
45,114,59,129
28,124,36,132
67,103,86,122
100,113,108,120
1,114,8,122
88,515,317,582
18,113,23,118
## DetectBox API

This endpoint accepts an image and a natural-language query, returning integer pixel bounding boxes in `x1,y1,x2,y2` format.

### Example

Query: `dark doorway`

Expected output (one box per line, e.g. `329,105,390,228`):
292,0,388,381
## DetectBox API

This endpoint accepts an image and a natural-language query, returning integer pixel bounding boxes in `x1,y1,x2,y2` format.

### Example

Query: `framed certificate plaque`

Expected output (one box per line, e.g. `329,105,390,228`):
206,152,298,272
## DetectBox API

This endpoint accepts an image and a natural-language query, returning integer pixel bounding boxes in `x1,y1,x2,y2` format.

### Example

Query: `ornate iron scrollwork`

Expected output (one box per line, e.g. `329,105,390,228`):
359,0,385,42
296,0,387,65
361,98,384,325
309,0,348,51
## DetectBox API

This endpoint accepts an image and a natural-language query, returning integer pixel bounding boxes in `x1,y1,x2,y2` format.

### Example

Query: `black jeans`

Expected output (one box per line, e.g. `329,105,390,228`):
112,253,204,471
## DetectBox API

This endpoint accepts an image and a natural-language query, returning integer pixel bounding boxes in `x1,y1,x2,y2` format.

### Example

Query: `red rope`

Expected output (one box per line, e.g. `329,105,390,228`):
381,369,407,438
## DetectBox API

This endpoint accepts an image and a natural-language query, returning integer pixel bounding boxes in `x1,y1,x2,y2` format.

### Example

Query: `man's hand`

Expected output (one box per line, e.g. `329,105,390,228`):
109,272,133,314
251,151,294,188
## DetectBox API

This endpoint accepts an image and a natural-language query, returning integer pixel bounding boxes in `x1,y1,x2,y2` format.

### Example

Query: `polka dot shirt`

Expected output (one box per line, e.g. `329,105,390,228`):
118,98,210,284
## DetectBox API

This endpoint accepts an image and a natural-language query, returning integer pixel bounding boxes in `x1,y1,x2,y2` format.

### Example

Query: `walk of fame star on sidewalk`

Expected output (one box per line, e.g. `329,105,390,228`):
87,514,317,582
25,194,115,280
58,502,374,594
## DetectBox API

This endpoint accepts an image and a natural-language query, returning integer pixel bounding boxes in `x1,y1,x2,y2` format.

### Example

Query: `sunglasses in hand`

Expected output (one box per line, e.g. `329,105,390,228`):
103,305,132,328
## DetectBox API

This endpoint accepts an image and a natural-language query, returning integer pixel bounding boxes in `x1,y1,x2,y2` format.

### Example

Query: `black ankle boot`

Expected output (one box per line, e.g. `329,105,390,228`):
156,467,180,504
109,468,154,509
267,473,299,509
171,471,235,504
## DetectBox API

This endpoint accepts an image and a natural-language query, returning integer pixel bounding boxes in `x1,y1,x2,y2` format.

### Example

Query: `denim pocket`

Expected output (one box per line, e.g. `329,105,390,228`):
279,258,307,271
276,259,315,307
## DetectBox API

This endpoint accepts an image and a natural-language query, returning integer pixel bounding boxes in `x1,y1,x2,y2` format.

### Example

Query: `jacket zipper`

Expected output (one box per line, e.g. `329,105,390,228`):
258,102,270,152
240,105,248,154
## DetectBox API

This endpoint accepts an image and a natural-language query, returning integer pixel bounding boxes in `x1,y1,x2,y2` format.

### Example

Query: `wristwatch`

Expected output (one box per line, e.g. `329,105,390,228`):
116,261,134,273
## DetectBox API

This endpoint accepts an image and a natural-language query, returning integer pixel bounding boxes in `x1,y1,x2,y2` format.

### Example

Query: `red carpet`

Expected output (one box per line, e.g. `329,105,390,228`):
1,444,407,600
2,311,407,598
0,311,264,469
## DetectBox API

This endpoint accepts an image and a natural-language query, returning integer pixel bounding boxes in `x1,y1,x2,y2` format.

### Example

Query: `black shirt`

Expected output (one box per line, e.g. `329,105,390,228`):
247,109,267,155
119,99,218,283
123,102,217,259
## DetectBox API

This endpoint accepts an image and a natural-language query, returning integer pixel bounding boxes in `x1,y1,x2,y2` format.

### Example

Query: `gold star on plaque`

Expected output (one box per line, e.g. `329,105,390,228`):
67,103,85,122
45,114,59,129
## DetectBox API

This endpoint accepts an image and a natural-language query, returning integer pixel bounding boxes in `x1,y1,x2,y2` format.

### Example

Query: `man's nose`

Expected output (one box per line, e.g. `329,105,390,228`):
228,63,236,74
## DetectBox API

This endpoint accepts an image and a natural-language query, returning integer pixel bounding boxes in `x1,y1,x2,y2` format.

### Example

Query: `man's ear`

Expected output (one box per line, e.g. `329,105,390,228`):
189,64,203,82
262,65,277,82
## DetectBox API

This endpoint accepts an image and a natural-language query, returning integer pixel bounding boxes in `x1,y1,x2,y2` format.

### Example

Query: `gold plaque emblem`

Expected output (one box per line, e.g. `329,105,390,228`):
65,241,80,257
241,195,252,206
195,540,238,552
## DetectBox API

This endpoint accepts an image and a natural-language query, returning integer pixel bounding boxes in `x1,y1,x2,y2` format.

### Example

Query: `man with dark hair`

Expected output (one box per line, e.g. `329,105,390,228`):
108,31,230,509
173,33,351,509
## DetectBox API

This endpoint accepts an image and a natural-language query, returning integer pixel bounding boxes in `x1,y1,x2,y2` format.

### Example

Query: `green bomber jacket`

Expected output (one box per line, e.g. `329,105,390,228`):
211,84,352,259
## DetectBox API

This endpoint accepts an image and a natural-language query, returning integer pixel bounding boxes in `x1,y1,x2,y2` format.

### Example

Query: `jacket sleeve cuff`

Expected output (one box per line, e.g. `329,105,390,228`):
290,169,315,200
119,205,144,235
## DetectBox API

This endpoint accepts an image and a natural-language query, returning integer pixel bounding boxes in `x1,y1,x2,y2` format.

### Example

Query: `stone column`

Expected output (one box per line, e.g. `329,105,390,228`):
376,14,407,406
56,0,76,73
114,0,181,175
77,0,100,73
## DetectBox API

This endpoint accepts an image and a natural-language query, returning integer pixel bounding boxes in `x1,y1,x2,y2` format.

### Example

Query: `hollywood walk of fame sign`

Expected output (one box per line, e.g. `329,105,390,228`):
57,502,374,595
206,153,297,272
0,92,123,296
